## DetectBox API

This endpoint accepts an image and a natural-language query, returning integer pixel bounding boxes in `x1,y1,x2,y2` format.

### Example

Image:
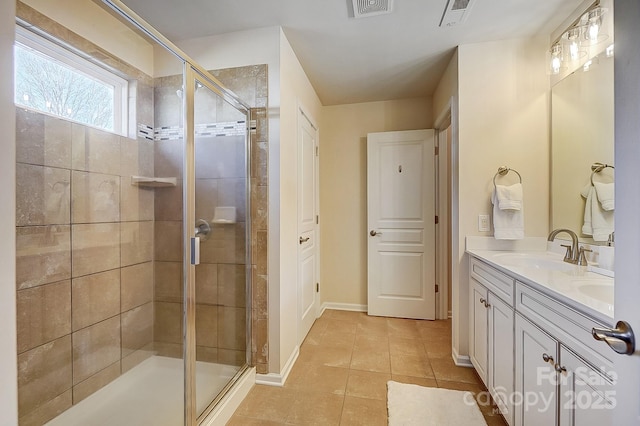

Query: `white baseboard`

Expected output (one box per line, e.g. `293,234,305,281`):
320,302,367,315
452,346,473,368
200,367,255,426
255,345,299,387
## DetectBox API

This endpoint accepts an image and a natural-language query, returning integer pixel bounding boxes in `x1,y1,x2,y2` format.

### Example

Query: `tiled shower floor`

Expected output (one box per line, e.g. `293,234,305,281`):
46,356,240,426
229,309,508,425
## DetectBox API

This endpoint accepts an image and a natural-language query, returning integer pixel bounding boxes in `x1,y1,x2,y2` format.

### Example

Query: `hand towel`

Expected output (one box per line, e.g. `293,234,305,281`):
492,188,524,240
581,185,614,241
593,182,614,211
494,183,523,211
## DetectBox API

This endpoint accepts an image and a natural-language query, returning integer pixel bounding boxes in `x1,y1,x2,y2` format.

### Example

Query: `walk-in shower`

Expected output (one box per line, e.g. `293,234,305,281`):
14,0,258,424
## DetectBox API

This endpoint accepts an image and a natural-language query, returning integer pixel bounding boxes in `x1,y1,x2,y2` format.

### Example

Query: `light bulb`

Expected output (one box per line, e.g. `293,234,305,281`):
569,41,579,60
588,22,599,41
552,57,561,74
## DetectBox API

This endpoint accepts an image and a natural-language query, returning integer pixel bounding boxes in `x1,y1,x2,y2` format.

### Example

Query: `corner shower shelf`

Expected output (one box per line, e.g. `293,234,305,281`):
131,176,177,187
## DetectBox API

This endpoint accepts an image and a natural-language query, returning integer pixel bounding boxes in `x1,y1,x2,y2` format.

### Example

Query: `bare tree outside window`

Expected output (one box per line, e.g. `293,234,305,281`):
14,44,115,131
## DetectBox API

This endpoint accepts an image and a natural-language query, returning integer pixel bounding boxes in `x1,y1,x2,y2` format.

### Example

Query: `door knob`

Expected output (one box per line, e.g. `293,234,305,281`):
592,320,636,355
299,236,310,244
370,230,382,236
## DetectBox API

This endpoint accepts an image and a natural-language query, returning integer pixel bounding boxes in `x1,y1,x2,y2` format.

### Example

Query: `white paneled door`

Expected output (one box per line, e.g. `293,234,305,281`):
297,108,319,345
367,130,436,319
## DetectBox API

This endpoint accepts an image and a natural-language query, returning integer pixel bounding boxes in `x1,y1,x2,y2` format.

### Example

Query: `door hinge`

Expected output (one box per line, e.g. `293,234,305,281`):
316,282,319,292
435,146,439,156
435,215,439,224
435,284,439,293
316,215,319,225
315,146,319,156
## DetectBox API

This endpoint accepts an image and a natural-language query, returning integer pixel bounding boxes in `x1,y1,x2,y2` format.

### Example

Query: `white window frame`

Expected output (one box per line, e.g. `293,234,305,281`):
14,25,129,136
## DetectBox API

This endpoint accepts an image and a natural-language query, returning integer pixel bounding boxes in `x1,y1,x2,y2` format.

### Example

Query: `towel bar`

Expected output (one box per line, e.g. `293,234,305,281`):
493,166,522,188
590,162,614,185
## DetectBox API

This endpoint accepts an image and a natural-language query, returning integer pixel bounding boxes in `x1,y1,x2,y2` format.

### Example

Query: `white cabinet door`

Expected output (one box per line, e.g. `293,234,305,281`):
515,314,558,426
469,278,488,385
489,293,514,426
559,346,614,426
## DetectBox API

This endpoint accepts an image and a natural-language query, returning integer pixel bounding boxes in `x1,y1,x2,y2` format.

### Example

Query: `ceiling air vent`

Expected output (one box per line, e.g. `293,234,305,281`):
440,0,476,27
351,0,394,19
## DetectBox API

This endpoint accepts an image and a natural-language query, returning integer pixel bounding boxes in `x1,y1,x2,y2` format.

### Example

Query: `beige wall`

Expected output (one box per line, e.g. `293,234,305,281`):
453,37,550,358
0,0,17,423
22,0,154,77
319,98,433,306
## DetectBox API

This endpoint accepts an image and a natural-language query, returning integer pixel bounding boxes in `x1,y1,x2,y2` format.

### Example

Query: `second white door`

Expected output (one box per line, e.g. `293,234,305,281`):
367,129,436,320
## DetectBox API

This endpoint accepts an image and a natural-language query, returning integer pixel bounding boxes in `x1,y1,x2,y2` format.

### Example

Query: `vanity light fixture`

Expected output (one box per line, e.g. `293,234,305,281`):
550,43,563,75
585,7,605,43
566,27,581,61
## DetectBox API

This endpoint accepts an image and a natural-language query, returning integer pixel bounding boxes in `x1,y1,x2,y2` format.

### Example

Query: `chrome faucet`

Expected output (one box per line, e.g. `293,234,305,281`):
547,228,579,264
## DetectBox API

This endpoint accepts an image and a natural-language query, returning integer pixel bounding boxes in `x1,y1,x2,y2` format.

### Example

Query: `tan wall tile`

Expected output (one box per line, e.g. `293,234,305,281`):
17,225,71,290
72,361,120,403
154,302,183,344
121,343,153,373
154,261,183,302
218,264,246,308
121,182,154,222
253,272,268,320
18,335,72,416
121,221,153,266
16,109,72,169
154,180,183,221
195,136,245,179
195,263,217,305
251,140,268,184
154,221,182,262
254,230,268,275
218,349,246,366
194,178,218,223
121,262,153,311
196,304,218,348
217,178,247,222
18,390,71,426
250,183,267,230
17,280,71,353
200,222,246,264
72,270,120,331
72,126,121,175
16,164,70,226
120,137,153,178
196,346,218,363
153,342,183,359
71,171,120,223
72,317,121,385
218,306,246,351
71,223,120,277
154,140,183,178
122,302,153,357
253,318,268,365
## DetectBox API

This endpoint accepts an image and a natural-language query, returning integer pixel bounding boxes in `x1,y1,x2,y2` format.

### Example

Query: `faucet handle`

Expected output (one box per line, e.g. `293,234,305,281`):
560,244,573,262
578,246,592,266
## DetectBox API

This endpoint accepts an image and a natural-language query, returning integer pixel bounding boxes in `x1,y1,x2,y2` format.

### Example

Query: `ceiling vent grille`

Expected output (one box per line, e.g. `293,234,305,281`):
352,0,394,18
440,0,475,27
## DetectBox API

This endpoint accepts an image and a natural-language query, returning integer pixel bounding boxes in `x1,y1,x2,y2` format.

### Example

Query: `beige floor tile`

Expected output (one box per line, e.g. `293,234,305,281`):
355,320,388,337
345,370,391,401
323,310,364,323
339,396,387,426
234,385,297,422
386,318,421,339
302,325,324,346
353,333,388,349
390,374,438,388
390,353,434,378
297,343,353,368
430,357,482,384
227,415,285,425
423,337,453,359
350,347,390,373
324,319,358,335
285,363,349,395
285,390,344,425
389,336,427,357
321,329,356,349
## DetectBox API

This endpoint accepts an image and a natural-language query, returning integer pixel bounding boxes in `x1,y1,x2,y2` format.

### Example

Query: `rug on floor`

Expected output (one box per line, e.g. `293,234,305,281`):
387,381,487,426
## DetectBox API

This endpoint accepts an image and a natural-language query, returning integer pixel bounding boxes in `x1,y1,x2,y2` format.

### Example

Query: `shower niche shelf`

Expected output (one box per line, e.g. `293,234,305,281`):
131,176,177,187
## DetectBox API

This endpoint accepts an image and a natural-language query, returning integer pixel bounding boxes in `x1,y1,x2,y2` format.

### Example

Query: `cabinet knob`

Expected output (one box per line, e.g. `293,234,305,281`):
542,353,554,364
555,364,567,374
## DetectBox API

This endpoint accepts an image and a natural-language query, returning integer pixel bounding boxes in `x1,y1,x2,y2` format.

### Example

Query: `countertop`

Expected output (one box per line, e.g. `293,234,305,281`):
467,248,614,325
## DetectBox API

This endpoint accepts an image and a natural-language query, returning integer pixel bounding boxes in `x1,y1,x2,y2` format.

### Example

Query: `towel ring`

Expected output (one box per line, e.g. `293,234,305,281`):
590,162,614,185
493,166,522,188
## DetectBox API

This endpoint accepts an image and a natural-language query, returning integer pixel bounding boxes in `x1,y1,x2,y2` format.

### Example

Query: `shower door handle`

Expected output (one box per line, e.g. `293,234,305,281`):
190,237,200,265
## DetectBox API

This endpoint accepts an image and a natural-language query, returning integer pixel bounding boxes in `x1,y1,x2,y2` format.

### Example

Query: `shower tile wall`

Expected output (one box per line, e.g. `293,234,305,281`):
15,84,155,424
152,65,268,370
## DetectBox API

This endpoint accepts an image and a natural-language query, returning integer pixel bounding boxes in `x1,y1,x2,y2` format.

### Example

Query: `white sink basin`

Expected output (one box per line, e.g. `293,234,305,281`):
491,252,575,272
578,282,614,305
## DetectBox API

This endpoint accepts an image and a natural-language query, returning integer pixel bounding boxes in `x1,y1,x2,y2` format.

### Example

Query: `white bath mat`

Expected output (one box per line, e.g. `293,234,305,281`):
387,381,487,426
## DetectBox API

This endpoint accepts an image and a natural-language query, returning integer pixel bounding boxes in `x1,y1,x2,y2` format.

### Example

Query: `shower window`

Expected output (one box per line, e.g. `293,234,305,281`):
14,26,128,134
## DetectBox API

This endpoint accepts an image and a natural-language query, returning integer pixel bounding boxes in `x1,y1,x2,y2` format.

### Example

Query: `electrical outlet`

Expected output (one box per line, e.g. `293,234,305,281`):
478,214,490,232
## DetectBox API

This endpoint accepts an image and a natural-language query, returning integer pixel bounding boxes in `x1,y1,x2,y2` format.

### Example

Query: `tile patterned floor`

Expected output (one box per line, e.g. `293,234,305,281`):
228,309,508,425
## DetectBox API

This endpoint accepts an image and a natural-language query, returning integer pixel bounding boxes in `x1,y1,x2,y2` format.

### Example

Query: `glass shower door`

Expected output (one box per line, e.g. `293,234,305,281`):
184,67,250,423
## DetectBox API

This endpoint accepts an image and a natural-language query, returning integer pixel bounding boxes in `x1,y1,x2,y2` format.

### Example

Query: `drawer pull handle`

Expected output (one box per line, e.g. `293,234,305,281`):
479,298,490,308
542,353,554,364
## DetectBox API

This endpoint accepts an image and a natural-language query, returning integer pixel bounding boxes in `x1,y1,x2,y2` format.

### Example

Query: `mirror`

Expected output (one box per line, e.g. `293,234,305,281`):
551,49,614,244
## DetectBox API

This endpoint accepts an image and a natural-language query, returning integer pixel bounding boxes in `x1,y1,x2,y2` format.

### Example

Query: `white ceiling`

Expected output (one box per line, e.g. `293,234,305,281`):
121,0,583,106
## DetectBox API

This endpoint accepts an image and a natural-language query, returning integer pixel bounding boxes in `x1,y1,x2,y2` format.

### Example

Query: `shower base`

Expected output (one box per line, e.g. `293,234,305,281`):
47,356,241,426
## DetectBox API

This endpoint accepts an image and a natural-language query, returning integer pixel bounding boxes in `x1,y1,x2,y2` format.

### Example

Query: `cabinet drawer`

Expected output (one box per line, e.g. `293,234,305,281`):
515,282,614,373
470,257,514,306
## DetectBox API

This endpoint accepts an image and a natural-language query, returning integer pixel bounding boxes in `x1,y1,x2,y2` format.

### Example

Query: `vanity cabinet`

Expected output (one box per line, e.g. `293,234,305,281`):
469,258,515,425
469,254,614,426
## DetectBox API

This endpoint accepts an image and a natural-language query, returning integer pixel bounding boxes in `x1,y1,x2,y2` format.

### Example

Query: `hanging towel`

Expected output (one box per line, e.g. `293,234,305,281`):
494,183,523,211
593,182,614,211
492,188,524,240
581,185,614,241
